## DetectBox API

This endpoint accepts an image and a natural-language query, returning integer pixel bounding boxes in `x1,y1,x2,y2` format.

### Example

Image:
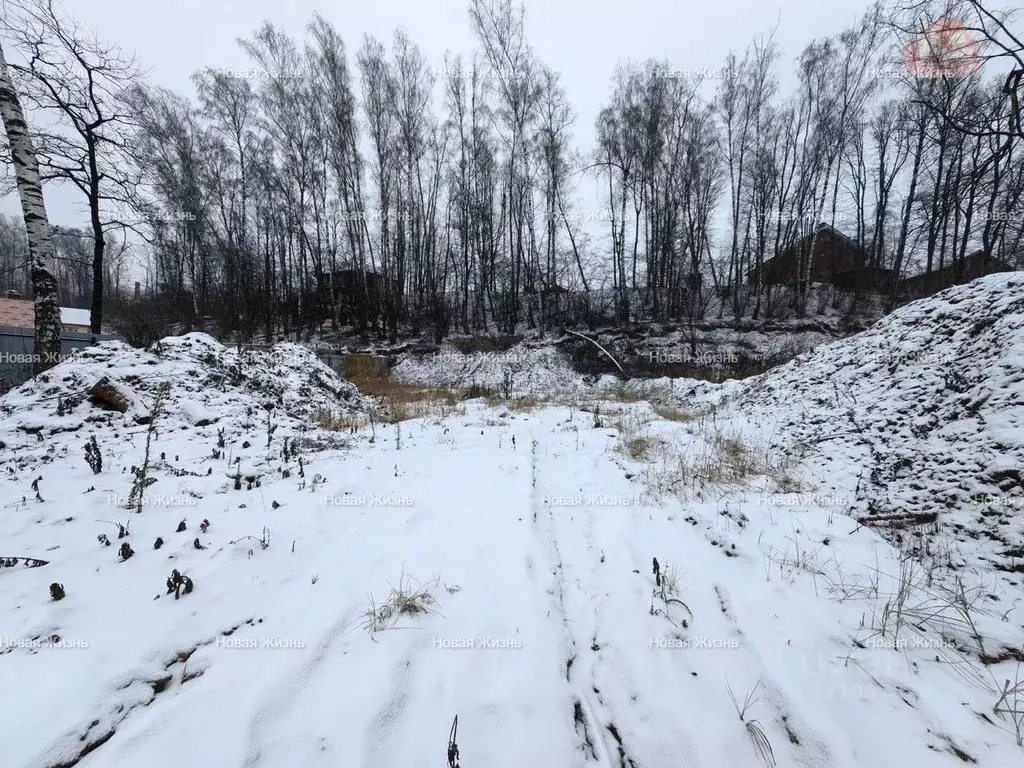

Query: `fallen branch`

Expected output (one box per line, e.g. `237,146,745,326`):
567,330,625,374
856,511,938,528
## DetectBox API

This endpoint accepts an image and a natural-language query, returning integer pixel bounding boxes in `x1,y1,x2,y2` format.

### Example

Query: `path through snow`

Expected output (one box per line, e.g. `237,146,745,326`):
2,399,1019,767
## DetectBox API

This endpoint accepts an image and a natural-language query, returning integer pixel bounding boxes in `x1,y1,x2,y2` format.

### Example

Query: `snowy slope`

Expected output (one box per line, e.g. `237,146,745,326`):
722,273,1024,598
0,332,368,466
1,285,1023,768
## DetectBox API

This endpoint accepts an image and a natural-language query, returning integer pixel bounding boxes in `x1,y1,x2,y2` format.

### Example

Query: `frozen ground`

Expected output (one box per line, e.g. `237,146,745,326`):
0,280,1023,768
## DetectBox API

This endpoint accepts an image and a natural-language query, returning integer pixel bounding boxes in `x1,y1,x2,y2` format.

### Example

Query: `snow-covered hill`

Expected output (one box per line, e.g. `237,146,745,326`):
725,272,1024,586
0,332,368,469
0,282,1022,768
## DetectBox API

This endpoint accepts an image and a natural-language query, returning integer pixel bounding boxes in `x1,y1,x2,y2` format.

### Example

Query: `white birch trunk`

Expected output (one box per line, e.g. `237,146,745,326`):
0,39,62,374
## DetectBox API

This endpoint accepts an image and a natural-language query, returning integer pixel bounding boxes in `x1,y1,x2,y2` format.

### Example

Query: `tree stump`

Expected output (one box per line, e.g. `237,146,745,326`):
89,376,132,412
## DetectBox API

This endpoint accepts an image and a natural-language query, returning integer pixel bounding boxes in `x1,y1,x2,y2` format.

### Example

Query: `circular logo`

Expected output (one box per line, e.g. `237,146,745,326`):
903,19,982,78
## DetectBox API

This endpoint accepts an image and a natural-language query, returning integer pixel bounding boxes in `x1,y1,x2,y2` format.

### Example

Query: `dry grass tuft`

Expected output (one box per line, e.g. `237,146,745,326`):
991,645,1024,746
610,406,668,463
635,414,794,500
623,436,657,461
726,678,776,768
362,573,440,635
507,394,544,412
315,408,364,432
603,383,646,403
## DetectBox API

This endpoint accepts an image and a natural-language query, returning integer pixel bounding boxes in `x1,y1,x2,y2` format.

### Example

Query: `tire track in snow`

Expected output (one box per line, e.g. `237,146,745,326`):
529,436,580,687
360,646,417,768
528,430,619,767
530,426,640,767
533,417,799,768
708,582,839,767
241,610,357,768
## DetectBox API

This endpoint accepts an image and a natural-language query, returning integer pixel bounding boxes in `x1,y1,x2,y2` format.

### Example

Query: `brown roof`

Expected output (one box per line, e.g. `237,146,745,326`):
0,298,35,328
0,298,91,331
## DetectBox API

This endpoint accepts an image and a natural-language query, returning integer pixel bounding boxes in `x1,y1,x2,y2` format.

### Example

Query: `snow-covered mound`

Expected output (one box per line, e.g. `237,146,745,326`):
726,272,1024,579
0,333,369,466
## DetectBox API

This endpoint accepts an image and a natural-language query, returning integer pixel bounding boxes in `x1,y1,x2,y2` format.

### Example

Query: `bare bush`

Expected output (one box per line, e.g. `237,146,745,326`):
362,572,440,635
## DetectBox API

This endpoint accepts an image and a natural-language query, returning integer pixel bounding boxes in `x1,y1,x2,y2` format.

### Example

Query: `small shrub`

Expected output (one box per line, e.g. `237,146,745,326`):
127,383,171,512
363,573,439,635
84,436,102,474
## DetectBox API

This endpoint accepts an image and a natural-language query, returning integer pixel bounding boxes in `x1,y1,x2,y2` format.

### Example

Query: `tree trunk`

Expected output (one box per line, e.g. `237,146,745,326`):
0,41,61,374
87,135,105,333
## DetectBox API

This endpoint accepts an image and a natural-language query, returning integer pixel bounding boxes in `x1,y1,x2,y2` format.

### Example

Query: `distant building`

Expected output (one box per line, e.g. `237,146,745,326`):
312,269,385,326
0,298,118,391
0,297,92,332
748,223,895,293
900,250,1015,300
60,307,91,332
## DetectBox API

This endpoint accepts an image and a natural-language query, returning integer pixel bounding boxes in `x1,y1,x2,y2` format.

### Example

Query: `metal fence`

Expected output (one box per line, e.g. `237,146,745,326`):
0,325,122,392
232,343,392,379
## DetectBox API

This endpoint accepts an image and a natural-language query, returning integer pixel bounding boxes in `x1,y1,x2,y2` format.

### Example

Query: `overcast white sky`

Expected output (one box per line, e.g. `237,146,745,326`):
4,0,877,227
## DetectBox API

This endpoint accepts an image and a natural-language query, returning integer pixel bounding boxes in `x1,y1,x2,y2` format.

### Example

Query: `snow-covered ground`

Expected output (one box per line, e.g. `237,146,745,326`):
1,280,1023,768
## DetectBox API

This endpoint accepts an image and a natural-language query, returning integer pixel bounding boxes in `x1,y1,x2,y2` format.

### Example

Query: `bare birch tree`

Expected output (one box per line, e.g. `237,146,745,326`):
0,37,61,372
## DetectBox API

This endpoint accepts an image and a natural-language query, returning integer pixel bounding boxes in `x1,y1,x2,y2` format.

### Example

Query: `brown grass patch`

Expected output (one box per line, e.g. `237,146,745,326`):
652,405,696,422
605,383,647,403
315,408,364,432
508,395,544,412
345,367,494,424
623,436,657,461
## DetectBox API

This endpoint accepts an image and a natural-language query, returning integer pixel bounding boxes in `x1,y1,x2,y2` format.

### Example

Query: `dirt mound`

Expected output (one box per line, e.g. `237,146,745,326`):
0,332,369,467
730,273,1024,574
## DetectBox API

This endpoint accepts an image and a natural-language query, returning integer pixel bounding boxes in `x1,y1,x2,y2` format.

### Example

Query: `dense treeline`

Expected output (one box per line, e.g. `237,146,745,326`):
0,213,128,309
0,0,1022,343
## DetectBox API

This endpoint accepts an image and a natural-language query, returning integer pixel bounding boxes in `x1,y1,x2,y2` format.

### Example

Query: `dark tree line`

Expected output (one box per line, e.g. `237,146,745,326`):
592,2,1024,330
0,212,130,308
1,0,1022,346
